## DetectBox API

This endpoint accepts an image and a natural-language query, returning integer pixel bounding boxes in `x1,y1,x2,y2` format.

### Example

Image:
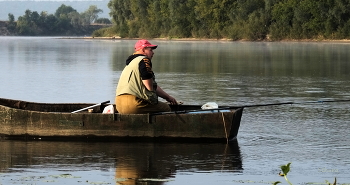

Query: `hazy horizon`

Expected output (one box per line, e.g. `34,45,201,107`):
0,0,111,21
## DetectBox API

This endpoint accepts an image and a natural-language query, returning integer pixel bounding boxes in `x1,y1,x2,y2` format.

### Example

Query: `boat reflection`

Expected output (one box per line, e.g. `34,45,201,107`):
0,140,242,184
113,141,243,184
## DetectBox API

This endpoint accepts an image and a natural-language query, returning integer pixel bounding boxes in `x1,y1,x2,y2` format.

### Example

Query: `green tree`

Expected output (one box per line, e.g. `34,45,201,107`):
56,14,73,33
128,0,149,38
108,0,131,37
105,0,350,40
69,11,83,28
11,4,106,36
327,0,350,38
55,4,77,17
95,18,112,24
81,5,103,25
192,0,215,38
291,0,329,39
167,0,192,38
245,8,269,40
39,11,59,34
269,0,297,40
53,4,77,33
8,13,15,22
146,0,160,37
7,13,16,32
16,10,42,35
228,0,267,40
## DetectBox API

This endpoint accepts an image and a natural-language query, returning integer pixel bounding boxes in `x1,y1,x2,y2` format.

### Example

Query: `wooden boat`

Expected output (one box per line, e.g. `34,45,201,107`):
0,98,243,142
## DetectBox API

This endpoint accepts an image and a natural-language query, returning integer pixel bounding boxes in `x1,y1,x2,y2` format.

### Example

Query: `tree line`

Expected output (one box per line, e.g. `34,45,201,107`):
100,0,350,40
6,4,111,36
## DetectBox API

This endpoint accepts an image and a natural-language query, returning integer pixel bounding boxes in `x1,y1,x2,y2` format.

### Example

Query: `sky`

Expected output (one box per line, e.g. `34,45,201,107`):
0,0,111,21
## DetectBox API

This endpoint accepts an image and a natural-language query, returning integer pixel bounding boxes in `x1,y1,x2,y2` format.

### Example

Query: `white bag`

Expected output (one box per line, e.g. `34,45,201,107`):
201,102,218,109
102,105,115,114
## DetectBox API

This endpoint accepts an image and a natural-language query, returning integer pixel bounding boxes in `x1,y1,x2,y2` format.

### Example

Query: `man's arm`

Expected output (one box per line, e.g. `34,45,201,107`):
142,79,154,91
156,86,178,105
142,80,177,104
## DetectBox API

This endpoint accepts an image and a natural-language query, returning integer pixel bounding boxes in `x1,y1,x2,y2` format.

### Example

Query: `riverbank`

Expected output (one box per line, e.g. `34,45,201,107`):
72,36,350,43
2,25,350,43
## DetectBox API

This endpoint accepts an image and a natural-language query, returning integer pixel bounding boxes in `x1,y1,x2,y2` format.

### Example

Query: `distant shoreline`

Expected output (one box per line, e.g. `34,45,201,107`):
1,35,349,43
62,36,350,43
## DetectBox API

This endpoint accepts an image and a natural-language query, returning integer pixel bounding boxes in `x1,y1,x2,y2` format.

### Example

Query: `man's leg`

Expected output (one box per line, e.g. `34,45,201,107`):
116,95,171,114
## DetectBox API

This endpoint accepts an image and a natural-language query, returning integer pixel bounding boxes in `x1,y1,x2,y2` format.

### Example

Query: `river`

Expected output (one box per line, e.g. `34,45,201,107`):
0,37,349,184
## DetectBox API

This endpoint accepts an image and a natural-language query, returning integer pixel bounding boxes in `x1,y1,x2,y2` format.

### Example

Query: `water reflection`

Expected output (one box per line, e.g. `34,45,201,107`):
0,140,242,184
84,40,347,83
134,41,350,79
1,37,350,104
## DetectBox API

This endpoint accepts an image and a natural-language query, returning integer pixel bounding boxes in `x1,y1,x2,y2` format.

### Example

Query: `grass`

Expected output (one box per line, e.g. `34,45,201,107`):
273,163,337,185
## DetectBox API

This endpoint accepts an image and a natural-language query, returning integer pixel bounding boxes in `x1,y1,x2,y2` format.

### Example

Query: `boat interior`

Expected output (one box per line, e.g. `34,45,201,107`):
0,98,204,113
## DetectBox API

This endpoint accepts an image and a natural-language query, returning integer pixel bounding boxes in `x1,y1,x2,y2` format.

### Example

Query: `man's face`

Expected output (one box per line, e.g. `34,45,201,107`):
143,47,154,59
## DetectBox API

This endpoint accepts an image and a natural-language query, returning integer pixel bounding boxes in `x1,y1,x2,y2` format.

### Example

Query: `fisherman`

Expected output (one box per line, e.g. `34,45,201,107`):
115,39,178,114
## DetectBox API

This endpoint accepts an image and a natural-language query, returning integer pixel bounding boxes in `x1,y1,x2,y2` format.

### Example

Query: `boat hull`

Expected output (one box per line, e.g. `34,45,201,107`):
0,98,243,142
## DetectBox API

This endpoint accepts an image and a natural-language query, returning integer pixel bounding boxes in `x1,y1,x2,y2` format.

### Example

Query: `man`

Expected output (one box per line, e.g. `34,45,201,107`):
115,39,178,114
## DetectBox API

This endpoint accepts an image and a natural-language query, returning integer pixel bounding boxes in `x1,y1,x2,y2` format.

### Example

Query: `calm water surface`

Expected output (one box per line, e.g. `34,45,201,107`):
0,37,350,184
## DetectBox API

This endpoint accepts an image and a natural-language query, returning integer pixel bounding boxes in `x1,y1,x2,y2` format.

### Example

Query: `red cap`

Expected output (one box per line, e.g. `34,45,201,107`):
134,39,158,51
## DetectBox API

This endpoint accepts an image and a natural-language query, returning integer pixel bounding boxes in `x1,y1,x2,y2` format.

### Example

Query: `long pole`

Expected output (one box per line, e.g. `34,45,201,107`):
71,100,110,113
151,99,350,115
239,99,350,108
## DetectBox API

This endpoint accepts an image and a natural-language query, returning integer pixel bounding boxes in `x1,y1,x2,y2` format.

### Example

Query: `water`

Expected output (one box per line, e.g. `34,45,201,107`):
1,37,350,184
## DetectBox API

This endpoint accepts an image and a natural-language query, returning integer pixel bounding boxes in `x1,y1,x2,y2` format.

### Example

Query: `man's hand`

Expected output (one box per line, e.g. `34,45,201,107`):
166,96,178,105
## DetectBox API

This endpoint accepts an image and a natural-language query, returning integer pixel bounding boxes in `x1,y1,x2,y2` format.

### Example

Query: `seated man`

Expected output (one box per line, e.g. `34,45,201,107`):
115,39,177,114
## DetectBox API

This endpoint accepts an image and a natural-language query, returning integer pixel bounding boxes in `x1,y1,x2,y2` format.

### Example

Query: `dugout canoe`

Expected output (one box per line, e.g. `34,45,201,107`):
0,98,243,142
